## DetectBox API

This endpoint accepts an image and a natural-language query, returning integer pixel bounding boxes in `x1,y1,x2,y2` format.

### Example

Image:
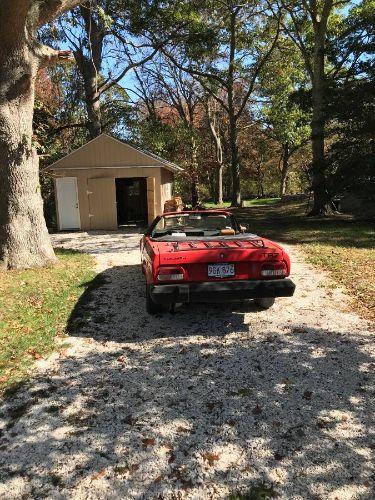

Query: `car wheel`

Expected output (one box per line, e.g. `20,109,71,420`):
146,285,163,314
254,297,275,309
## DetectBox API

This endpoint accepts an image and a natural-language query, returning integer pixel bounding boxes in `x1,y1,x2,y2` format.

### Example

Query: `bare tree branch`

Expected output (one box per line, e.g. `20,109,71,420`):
37,0,82,27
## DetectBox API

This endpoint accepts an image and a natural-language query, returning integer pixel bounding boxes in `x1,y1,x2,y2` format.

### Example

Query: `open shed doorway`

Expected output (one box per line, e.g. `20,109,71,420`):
115,177,148,225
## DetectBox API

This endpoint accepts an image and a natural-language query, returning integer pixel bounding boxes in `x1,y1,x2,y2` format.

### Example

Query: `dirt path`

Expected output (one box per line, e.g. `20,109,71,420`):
0,231,373,499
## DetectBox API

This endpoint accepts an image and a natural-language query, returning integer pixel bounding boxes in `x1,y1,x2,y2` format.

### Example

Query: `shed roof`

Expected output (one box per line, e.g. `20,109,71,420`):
46,133,182,172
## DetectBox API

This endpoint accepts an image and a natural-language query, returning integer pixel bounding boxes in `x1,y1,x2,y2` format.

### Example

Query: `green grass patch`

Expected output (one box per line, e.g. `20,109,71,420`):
204,198,280,209
203,200,231,208
0,249,95,391
230,200,375,321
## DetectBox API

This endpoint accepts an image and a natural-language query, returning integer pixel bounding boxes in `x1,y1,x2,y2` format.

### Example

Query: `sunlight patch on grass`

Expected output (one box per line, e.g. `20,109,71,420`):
0,249,95,391
204,198,280,209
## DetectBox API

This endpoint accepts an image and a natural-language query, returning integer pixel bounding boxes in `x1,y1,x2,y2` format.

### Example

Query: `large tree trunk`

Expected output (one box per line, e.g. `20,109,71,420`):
190,135,199,208
206,100,224,205
74,3,104,139
0,43,56,269
308,1,333,216
310,37,327,215
229,114,241,207
228,10,241,207
216,165,223,205
84,73,102,139
279,143,289,198
0,0,81,269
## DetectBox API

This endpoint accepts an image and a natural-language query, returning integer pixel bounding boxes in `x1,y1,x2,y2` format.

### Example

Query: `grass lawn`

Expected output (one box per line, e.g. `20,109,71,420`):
229,200,374,321
204,198,280,209
0,249,95,392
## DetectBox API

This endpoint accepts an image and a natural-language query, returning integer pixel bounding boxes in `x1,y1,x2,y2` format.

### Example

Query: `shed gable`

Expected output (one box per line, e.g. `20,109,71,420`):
48,134,179,171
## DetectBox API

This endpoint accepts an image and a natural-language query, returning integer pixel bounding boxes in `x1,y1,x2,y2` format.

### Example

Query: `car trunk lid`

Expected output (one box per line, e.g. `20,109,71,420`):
154,238,284,282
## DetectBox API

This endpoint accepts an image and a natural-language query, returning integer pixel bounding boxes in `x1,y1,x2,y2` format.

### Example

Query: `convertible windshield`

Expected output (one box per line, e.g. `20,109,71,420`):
151,212,238,238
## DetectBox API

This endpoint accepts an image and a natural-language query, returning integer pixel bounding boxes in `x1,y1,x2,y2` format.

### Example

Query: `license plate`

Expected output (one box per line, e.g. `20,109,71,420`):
208,263,235,278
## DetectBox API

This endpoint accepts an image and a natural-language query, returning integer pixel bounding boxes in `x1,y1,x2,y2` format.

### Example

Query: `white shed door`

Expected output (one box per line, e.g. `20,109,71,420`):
56,177,81,230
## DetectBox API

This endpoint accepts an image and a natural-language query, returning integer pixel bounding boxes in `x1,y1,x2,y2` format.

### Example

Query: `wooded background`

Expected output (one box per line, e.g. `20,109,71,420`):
37,0,374,218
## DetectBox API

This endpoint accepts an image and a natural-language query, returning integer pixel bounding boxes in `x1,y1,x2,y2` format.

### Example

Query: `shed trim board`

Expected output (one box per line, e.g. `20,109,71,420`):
51,165,169,170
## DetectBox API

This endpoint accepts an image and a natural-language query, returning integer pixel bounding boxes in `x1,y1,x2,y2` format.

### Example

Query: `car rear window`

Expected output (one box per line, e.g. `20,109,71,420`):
151,213,236,238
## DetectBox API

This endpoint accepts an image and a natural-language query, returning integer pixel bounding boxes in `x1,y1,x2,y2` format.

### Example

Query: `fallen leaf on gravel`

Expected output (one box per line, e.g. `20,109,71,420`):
114,464,139,475
177,426,190,433
282,379,295,385
201,452,220,466
168,453,176,464
123,414,137,426
272,421,282,427
142,437,156,446
91,469,106,481
252,404,262,415
265,335,276,343
317,419,330,429
154,476,163,483
178,347,187,354
303,390,313,400
274,451,284,461
291,326,308,334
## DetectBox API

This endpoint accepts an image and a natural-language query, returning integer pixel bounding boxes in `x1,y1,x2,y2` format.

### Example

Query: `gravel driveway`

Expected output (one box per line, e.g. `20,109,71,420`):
0,230,374,499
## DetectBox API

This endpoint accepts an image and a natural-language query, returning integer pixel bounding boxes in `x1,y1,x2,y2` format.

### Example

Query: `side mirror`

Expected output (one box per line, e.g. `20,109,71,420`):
240,224,249,233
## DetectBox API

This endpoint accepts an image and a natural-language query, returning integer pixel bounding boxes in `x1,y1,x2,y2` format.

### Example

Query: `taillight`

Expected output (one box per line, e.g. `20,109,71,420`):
157,266,185,282
261,262,287,278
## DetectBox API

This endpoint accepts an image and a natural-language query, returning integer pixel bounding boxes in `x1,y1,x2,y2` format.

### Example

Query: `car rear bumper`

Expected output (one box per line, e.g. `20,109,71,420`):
150,279,296,305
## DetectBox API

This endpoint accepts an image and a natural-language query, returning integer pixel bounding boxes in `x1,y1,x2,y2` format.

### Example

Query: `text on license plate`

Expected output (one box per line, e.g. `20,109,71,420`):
207,263,235,278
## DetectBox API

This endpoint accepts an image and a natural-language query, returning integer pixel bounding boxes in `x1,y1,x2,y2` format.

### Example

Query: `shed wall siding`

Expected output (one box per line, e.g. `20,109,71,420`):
54,167,166,229
160,168,174,212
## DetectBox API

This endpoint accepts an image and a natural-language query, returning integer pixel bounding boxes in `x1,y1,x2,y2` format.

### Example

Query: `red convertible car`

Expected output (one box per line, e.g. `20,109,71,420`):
140,210,295,314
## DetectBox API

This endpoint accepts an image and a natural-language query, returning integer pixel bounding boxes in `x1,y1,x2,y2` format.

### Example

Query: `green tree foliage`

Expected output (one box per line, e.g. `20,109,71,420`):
163,0,282,206
260,37,311,197
324,0,375,203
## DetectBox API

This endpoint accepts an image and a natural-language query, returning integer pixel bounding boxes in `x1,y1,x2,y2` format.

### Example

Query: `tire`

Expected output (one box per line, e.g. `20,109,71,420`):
254,297,275,309
146,285,163,314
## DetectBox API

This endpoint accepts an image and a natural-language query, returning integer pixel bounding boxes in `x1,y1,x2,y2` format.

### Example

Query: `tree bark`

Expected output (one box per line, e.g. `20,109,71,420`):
216,165,223,205
227,10,241,207
0,0,81,269
0,47,56,268
279,143,289,198
75,52,102,139
308,0,333,215
310,33,328,215
206,100,224,204
74,3,104,139
190,135,199,208
228,113,241,206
